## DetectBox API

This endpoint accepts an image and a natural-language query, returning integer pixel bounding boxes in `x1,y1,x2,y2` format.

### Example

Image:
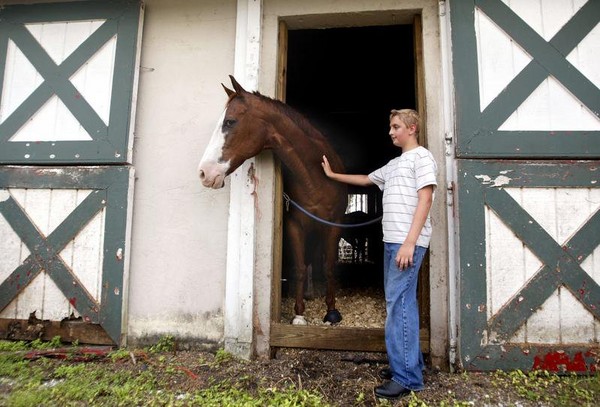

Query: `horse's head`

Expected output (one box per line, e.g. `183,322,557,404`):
198,76,271,189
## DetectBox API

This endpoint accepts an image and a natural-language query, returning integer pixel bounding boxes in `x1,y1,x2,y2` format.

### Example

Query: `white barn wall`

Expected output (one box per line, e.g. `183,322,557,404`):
127,0,237,347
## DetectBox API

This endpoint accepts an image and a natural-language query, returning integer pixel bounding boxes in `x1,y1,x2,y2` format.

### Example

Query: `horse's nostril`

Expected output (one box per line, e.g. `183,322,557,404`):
199,169,205,180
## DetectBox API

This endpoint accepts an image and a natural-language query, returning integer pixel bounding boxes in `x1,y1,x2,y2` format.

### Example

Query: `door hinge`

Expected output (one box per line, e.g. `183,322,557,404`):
445,132,454,158
439,0,447,17
447,181,456,208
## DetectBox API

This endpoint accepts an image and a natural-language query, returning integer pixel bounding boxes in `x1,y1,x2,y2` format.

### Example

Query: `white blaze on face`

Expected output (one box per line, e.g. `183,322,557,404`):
198,109,231,188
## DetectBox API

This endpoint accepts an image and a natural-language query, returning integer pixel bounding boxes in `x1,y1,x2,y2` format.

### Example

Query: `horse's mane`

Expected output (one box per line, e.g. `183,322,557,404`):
250,91,328,143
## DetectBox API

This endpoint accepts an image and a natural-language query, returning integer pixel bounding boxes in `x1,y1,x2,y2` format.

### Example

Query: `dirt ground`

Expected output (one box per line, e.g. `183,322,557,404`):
3,285,598,405
124,347,597,406
3,343,599,406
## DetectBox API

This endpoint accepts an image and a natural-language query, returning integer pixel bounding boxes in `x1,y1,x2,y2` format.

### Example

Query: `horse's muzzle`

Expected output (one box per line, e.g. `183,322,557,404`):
198,163,226,189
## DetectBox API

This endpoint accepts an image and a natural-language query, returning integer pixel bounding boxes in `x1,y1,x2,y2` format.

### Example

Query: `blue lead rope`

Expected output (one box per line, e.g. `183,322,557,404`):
283,192,383,228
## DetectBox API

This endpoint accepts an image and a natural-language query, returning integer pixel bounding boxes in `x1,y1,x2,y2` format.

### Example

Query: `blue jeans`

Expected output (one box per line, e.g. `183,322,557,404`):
383,243,427,391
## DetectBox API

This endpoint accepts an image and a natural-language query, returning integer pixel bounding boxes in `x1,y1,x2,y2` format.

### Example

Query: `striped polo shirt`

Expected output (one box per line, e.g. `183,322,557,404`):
368,146,437,247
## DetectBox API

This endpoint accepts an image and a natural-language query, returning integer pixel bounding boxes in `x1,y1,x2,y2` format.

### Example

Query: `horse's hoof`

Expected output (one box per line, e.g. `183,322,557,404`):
292,315,307,325
323,309,342,324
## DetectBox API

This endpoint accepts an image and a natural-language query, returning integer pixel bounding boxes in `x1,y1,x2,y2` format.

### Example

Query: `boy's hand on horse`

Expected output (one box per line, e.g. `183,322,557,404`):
321,155,334,177
322,155,373,187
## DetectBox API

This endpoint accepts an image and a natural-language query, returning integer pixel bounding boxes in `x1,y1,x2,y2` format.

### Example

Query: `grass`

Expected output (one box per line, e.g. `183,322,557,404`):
493,369,600,406
1,337,599,406
0,337,330,407
399,368,600,407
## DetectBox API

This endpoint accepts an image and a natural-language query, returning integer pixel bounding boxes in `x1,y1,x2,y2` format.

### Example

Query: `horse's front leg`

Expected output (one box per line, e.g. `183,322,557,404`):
287,220,308,325
323,228,342,324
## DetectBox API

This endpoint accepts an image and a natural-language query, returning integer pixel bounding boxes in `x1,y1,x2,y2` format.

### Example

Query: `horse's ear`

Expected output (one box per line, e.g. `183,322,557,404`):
222,84,235,97
229,75,247,94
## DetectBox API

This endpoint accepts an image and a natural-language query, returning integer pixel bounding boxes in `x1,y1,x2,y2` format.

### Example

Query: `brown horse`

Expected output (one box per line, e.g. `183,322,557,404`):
198,76,347,324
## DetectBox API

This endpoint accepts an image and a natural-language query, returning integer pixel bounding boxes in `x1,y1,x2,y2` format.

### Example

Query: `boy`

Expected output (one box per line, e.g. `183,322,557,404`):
321,109,437,399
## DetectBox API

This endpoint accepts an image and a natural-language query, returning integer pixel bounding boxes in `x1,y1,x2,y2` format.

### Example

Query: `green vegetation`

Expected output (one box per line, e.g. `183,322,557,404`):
399,368,600,407
0,338,329,406
148,334,176,354
492,369,599,406
213,348,235,365
1,337,599,406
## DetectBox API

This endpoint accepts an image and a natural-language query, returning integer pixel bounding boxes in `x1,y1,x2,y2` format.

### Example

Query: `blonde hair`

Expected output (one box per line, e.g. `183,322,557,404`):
390,109,420,134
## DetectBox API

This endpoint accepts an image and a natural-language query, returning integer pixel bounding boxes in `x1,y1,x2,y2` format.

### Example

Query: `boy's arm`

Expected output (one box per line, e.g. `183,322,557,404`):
396,185,434,269
321,155,374,187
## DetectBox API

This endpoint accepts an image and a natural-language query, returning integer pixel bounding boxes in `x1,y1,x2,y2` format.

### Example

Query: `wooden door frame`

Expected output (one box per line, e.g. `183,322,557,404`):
270,16,430,353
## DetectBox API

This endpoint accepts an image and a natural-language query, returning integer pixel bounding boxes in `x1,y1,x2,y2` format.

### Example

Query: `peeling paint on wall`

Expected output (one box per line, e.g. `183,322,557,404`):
475,170,514,187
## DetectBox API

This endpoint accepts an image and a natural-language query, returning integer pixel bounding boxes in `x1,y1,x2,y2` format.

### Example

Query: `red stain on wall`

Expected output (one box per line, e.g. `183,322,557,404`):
533,351,587,372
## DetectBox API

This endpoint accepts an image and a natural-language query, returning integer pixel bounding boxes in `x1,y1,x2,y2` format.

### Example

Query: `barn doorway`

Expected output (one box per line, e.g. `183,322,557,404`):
271,19,430,353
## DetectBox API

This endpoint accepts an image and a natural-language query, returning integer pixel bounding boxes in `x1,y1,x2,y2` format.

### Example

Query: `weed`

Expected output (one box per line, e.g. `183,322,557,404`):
492,368,600,406
260,385,329,406
1,340,598,407
30,335,63,349
108,348,131,362
0,336,63,352
148,335,175,353
0,340,28,352
406,391,429,406
2,346,330,407
190,382,329,407
213,348,234,365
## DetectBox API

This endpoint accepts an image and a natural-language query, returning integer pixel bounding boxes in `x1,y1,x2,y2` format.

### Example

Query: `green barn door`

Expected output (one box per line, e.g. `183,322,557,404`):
0,1,143,345
451,0,600,371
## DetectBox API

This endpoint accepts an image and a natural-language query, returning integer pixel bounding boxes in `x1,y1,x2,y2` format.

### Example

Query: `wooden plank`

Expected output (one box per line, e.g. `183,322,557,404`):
474,7,532,112
0,191,23,319
271,324,430,353
0,317,113,345
276,20,288,104
413,20,434,339
271,20,287,325
271,160,283,324
71,202,105,304
466,343,600,373
413,14,427,147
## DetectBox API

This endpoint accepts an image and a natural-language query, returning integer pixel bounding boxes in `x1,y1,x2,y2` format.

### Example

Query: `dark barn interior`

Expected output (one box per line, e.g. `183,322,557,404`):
281,24,416,315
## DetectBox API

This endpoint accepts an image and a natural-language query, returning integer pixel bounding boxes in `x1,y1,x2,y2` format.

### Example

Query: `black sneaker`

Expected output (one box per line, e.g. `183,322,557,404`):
374,380,411,399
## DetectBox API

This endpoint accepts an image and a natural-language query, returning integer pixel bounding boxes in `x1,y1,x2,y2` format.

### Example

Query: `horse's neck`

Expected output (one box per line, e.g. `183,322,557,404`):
269,121,328,195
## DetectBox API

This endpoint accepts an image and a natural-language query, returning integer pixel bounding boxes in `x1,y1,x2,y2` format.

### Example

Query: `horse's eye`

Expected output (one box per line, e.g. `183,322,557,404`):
223,119,237,129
